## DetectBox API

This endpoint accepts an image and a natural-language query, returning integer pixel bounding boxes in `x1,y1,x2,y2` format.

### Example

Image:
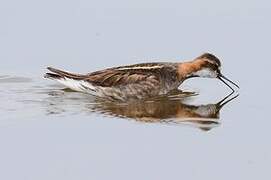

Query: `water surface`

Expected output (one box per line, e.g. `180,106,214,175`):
1,0,271,179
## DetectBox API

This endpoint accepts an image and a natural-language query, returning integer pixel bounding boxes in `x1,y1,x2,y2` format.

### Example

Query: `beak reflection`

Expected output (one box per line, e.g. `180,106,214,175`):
218,73,239,92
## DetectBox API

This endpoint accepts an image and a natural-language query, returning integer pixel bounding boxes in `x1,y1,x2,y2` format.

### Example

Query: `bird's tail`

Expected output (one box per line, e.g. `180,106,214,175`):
44,67,86,80
44,67,97,93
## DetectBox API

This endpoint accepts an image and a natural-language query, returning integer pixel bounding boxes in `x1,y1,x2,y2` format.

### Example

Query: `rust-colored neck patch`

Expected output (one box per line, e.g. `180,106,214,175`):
177,59,206,80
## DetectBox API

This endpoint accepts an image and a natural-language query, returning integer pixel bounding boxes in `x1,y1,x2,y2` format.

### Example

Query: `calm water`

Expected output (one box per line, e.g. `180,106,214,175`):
1,0,271,180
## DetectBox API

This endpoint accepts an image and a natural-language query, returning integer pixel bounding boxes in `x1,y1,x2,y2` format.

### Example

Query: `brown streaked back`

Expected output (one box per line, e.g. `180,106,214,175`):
86,62,179,87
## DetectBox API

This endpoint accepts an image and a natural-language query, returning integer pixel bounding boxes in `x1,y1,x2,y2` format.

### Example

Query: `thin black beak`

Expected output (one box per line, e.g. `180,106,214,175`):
218,74,239,92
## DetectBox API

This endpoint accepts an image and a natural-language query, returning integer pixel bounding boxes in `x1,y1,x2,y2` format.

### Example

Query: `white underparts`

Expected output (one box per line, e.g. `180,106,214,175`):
56,78,98,95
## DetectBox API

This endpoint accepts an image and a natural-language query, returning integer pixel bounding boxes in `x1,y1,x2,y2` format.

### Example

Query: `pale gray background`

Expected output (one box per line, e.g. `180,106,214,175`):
0,0,271,180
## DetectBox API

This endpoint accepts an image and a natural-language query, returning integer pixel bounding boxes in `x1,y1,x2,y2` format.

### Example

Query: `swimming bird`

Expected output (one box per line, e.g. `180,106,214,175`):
44,53,239,101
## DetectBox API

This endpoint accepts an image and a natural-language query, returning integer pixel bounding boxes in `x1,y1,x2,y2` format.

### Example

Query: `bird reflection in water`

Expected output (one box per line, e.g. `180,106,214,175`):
88,92,238,131
45,89,238,131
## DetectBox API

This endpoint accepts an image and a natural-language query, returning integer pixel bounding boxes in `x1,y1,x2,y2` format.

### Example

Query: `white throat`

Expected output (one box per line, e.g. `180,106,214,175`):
192,68,217,78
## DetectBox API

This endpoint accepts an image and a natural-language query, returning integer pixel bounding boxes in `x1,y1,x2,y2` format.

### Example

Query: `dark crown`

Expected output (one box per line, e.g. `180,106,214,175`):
197,53,221,67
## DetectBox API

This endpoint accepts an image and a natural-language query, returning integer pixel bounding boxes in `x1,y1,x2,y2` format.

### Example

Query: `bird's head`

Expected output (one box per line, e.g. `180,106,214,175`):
180,53,239,92
191,53,222,78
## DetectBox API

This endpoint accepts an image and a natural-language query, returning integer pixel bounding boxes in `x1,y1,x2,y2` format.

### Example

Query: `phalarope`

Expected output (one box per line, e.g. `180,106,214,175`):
44,53,239,101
